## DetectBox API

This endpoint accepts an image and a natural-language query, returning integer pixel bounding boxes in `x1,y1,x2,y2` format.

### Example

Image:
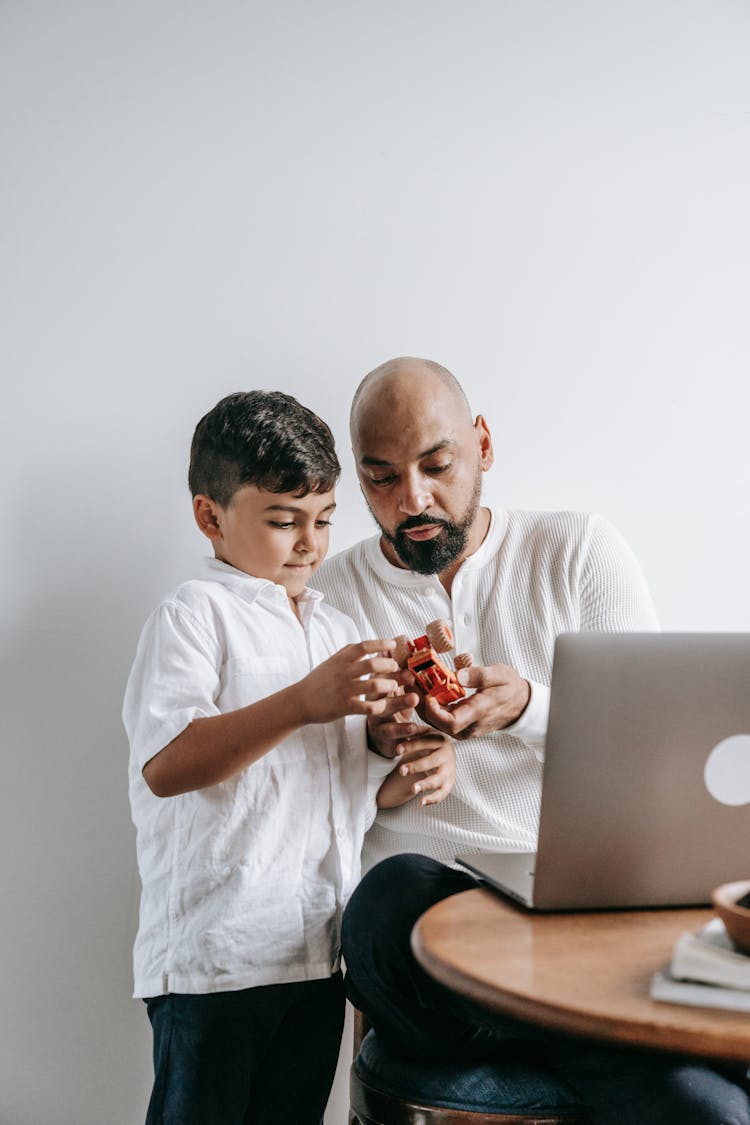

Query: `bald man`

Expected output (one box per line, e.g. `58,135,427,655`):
310,357,750,1125
313,356,658,870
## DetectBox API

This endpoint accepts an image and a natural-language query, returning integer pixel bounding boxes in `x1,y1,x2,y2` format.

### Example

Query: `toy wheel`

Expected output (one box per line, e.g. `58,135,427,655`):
393,635,412,668
425,619,454,653
454,652,474,670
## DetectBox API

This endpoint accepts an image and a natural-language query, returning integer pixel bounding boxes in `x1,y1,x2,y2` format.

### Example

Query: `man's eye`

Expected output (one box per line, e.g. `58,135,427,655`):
426,463,451,475
370,475,396,487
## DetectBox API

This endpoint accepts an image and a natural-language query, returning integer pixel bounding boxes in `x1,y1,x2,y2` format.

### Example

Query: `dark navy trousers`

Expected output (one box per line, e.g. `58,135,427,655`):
144,972,344,1125
342,854,750,1125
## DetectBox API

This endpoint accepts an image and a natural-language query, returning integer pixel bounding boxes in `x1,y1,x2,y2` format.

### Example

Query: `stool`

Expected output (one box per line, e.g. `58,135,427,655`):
349,1012,593,1125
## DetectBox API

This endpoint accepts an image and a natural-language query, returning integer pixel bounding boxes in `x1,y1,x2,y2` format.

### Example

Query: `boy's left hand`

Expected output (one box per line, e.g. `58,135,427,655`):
375,730,456,809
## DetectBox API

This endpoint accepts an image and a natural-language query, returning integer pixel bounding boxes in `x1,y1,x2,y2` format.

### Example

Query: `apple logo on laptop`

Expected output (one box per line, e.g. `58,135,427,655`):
704,734,750,805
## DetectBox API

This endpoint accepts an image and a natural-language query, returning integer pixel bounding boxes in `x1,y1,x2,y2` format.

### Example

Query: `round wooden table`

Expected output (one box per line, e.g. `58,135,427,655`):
411,887,750,1062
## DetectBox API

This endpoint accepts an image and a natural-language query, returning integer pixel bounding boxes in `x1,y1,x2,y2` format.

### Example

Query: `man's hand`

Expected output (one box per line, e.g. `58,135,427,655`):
366,691,422,758
419,662,531,740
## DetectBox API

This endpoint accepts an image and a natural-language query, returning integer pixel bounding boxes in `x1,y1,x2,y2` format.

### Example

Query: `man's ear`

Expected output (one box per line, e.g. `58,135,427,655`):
193,494,223,541
474,415,494,472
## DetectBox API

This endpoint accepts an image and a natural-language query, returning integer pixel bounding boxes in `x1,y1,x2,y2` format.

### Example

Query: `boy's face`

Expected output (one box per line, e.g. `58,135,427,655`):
194,484,335,600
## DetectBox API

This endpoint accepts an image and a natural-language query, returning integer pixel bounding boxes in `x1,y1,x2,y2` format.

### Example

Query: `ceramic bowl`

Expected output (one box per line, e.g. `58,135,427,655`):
712,880,750,955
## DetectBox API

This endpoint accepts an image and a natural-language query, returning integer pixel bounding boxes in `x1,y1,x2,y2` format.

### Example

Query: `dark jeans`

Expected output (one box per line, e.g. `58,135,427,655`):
342,854,750,1125
144,972,345,1125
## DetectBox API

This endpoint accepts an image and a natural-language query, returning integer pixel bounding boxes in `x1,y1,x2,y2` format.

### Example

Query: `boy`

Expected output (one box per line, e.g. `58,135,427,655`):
123,390,454,1125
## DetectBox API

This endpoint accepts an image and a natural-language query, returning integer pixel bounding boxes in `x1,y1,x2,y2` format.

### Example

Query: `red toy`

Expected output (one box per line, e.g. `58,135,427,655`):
393,620,474,707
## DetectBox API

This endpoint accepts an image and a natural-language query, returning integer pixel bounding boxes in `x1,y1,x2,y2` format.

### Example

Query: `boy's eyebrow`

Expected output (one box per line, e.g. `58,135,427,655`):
263,502,337,513
360,440,455,467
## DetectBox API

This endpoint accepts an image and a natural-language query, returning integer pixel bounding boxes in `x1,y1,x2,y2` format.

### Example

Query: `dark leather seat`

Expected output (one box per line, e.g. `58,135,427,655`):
350,1019,593,1125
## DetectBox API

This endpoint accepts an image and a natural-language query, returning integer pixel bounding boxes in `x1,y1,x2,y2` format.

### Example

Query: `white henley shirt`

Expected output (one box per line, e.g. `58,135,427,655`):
311,509,659,871
124,558,386,998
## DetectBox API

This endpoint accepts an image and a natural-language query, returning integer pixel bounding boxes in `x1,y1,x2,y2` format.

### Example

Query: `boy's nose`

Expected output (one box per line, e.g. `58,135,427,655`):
294,528,316,553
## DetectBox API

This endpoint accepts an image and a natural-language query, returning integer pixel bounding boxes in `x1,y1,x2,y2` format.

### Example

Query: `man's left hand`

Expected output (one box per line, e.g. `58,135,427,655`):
421,662,531,740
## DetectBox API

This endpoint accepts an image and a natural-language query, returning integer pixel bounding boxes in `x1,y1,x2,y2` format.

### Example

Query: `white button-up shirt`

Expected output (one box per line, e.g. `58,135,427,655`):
124,558,382,997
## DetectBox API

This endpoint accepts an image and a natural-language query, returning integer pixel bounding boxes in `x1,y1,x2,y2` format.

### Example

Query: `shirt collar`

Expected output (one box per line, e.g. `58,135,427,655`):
363,507,508,588
199,557,324,609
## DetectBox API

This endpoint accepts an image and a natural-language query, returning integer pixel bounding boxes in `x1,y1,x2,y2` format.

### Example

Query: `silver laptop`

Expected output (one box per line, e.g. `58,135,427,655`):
456,633,750,910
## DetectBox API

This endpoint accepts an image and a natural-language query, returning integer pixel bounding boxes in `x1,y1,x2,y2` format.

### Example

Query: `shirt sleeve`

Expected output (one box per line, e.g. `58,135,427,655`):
502,680,551,759
580,516,660,632
508,516,658,762
123,600,223,772
365,749,401,829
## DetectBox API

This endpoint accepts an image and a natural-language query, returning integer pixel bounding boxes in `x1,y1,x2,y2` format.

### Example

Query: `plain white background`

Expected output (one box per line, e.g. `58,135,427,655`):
1,2,748,1122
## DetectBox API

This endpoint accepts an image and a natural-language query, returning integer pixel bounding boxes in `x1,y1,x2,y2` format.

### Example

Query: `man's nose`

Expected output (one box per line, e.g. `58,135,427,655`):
398,474,432,516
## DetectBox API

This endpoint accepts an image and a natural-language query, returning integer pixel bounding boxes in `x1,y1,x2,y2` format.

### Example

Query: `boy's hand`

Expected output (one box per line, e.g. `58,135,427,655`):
295,640,403,725
376,732,456,809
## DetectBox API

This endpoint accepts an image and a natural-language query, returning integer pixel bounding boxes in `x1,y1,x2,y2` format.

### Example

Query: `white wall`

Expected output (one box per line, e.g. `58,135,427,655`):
1,2,748,1122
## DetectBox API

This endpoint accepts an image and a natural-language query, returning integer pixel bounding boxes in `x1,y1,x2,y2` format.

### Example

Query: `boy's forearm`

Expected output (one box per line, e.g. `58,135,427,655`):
375,768,415,809
142,682,306,797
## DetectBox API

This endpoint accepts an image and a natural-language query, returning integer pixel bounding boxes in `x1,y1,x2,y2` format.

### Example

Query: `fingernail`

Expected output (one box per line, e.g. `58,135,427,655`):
399,764,409,776
413,783,421,794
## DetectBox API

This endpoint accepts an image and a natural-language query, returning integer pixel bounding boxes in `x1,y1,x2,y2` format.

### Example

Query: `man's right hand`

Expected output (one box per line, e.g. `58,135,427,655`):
366,693,429,758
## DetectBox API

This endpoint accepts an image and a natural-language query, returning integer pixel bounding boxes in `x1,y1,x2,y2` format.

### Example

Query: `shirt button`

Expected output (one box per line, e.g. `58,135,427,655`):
336,827,347,840
463,613,472,625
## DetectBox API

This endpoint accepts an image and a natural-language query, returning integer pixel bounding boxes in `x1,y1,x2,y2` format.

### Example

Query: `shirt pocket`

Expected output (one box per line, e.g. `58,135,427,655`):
203,879,309,973
219,655,292,711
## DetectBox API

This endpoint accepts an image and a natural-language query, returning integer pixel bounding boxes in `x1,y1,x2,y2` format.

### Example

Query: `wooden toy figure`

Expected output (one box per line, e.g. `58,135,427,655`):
393,620,474,707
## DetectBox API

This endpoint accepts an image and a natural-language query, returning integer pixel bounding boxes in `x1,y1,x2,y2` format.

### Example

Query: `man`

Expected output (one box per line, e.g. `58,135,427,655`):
314,355,660,867
311,356,750,1125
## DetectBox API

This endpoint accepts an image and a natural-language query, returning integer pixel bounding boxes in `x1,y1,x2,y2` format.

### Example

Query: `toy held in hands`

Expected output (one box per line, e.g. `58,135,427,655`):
393,620,474,707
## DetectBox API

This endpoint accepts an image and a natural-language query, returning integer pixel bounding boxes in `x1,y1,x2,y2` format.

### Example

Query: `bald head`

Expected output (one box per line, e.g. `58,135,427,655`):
350,356,472,446
347,355,493,576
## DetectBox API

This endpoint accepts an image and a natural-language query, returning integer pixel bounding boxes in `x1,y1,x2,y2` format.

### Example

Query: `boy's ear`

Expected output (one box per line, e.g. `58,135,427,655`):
193,494,222,541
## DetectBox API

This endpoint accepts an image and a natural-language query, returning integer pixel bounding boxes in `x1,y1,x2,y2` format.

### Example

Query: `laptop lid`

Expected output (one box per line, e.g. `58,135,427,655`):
458,633,750,910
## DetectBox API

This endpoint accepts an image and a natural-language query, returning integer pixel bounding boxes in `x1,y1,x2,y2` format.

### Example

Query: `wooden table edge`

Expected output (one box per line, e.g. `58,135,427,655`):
411,888,750,1064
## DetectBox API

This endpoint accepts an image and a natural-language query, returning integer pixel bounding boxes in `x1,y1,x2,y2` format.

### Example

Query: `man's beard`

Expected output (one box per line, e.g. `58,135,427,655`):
376,473,482,575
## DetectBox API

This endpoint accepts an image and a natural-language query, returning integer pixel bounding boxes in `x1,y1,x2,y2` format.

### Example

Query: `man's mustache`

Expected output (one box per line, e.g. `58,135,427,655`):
396,514,450,535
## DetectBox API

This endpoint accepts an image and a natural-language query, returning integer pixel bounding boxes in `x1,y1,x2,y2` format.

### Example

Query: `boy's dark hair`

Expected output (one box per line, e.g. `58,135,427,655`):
188,391,341,506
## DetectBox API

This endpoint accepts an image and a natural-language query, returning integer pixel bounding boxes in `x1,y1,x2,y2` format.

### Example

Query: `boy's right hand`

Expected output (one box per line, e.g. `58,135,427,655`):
295,640,406,725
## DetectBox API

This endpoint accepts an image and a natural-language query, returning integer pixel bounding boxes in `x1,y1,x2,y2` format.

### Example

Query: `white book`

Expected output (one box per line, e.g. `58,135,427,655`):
651,969,750,1012
669,918,750,991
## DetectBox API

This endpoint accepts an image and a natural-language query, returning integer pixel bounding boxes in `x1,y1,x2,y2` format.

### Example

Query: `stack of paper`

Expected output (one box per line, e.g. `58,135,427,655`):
651,918,750,1010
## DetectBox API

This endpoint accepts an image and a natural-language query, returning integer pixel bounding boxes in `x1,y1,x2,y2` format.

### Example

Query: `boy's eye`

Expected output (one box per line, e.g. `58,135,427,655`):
269,519,332,530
